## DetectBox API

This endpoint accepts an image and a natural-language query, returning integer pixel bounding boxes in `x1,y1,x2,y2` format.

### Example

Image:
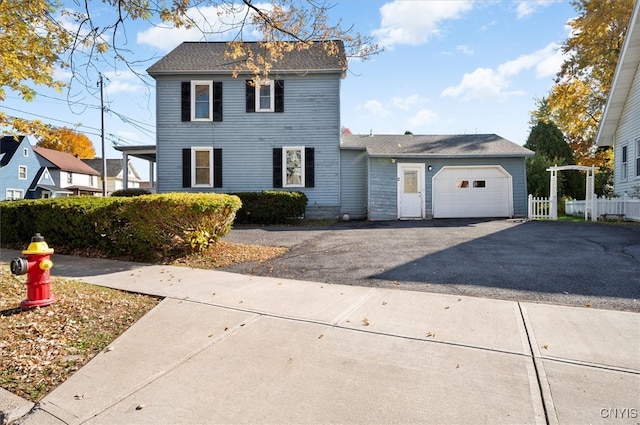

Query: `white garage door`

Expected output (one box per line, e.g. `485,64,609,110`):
433,166,512,218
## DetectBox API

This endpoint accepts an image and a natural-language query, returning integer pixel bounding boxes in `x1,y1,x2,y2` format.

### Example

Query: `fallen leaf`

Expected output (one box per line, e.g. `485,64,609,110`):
362,317,370,326
426,331,436,338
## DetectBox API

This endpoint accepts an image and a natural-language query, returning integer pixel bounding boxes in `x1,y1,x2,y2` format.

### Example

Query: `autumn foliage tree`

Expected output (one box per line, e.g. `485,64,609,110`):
0,0,379,135
530,0,633,196
37,128,96,159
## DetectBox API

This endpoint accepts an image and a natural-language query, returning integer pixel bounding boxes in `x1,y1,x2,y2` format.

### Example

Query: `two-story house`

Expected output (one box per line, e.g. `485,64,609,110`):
1,136,42,200
148,41,533,220
83,158,143,195
33,147,101,196
147,41,347,219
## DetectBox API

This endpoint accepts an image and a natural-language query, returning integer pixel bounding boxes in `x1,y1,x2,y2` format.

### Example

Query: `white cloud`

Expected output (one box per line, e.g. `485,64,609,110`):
515,0,559,20
373,0,474,48
441,42,564,101
456,45,474,56
408,109,438,127
103,71,145,95
137,4,264,52
361,99,391,117
391,94,428,111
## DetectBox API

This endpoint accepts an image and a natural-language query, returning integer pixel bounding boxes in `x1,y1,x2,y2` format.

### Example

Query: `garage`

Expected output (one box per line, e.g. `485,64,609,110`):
432,166,512,218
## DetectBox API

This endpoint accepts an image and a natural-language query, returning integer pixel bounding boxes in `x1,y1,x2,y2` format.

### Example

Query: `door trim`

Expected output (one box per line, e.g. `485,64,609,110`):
397,163,425,219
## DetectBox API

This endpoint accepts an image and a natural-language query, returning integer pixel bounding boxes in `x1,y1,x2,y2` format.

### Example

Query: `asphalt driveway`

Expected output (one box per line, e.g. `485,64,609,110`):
222,219,640,312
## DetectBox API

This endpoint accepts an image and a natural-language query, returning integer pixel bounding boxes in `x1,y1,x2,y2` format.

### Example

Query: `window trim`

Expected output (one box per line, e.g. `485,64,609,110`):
621,144,628,181
282,146,305,188
191,147,214,188
6,189,24,200
18,165,27,180
256,80,275,112
191,81,213,121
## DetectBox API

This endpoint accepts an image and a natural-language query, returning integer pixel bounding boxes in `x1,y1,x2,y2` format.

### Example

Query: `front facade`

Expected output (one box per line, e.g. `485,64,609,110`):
147,41,347,219
33,147,101,196
341,134,533,220
1,136,42,200
596,0,640,197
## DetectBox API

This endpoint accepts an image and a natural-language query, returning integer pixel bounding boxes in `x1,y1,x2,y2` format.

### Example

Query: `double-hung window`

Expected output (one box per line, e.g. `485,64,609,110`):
283,147,304,187
191,81,213,121
246,80,284,113
273,146,314,188
6,189,23,200
621,145,628,180
18,166,27,180
192,147,213,187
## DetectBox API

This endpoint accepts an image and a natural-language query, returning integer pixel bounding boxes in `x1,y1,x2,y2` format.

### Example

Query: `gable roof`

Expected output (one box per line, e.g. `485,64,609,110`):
33,147,100,176
0,135,27,166
341,134,534,158
147,41,346,76
83,158,142,180
596,0,640,147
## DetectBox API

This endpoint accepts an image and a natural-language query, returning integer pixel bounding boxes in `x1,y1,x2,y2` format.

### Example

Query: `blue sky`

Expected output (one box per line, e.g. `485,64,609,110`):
2,0,576,178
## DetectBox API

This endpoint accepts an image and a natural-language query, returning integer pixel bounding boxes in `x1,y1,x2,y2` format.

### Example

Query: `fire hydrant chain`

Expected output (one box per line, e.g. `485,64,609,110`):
9,233,57,308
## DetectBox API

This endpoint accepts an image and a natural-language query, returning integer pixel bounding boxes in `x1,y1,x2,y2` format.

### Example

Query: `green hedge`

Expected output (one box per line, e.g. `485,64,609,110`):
231,191,307,224
0,193,241,261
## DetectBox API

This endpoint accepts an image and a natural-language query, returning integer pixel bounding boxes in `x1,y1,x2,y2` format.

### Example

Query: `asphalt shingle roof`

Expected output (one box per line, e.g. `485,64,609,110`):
340,134,534,157
147,41,346,76
33,147,101,175
83,159,123,177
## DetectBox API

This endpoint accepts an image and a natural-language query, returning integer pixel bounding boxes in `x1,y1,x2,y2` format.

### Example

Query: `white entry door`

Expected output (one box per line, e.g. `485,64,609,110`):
398,164,425,219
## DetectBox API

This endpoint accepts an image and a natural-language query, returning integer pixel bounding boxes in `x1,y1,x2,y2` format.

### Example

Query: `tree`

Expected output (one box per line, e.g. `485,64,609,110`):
340,126,352,135
37,128,96,159
1,0,380,135
532,0,633,197
524,120,583,198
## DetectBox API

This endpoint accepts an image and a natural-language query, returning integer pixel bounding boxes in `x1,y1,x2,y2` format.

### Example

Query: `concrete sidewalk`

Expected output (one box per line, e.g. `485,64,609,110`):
1,250,639,424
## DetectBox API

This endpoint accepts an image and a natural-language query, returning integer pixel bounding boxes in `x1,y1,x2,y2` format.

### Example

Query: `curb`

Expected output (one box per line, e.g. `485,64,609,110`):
0,388,33,425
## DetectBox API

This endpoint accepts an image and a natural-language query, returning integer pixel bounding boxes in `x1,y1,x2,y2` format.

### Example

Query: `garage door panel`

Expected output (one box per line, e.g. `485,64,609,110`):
433,167,511,218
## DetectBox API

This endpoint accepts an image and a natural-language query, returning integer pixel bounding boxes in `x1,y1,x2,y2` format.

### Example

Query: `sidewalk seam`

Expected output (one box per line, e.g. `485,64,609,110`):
519,302,557,425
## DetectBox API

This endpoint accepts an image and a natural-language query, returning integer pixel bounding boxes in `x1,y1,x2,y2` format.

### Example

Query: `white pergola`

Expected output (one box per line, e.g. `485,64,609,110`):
547,165,598,221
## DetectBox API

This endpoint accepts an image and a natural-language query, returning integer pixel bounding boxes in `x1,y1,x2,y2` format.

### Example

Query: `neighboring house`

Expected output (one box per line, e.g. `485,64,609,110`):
83,158,142,194
1,136,74,200
341,134,533,220
596,0,640,196
1,136,42,200
33,147,101,196
147,41,346,219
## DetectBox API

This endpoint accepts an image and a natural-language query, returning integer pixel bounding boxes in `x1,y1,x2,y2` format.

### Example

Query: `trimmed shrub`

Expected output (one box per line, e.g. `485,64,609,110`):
231,191,307,224
111,188,151,197
0,193,241,261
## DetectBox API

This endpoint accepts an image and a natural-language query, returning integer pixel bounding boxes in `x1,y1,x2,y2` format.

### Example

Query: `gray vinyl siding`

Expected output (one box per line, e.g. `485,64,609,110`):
340,149,368,219
154,74,342,218
613,66,640,196
367,157,529,221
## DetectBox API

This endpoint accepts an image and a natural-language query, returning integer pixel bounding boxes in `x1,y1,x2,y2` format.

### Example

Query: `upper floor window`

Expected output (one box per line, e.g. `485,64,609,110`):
621,144,628,180
67,173,73,184
89,175,94,186
181,81,222,122
23,148,28,157
18,166,27,180
191,81,212,121
246,80,284,113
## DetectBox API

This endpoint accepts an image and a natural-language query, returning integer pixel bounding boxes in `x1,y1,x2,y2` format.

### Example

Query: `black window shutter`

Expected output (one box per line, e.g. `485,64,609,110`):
181,82,191,121
214,148,222,188
182,148,191,187
305,147,314,187
246,81,255,113
273,148,282,188
213,82,223,122
275,80,284,113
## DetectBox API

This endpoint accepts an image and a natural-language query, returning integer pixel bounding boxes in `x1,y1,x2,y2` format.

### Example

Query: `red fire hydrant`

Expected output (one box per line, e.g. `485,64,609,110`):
10,233,57,308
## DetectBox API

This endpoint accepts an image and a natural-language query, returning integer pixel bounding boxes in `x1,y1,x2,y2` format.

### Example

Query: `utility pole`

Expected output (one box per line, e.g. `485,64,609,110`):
98,73,107,197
